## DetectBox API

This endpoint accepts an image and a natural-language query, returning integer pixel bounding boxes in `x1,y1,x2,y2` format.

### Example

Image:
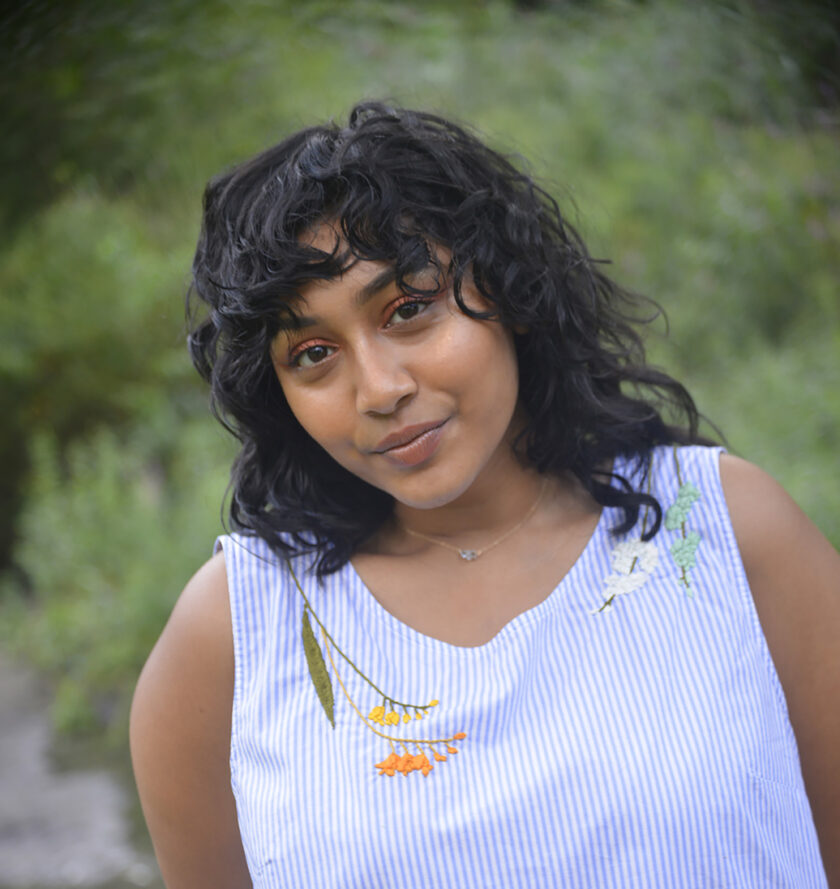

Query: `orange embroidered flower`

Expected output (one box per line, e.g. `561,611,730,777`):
373,733,466,776
375,753,400,776
391,752,432,777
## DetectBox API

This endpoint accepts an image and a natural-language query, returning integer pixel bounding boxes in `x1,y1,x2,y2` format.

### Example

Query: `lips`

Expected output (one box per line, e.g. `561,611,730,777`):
371,419,449,467
372,420,448,454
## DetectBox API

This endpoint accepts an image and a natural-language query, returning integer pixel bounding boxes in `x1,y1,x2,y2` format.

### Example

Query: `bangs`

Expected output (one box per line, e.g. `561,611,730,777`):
289,215,450,304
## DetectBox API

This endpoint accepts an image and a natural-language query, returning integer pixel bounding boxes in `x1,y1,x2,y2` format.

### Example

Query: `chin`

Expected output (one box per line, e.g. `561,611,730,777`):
385,474,476,511
392,492,455,511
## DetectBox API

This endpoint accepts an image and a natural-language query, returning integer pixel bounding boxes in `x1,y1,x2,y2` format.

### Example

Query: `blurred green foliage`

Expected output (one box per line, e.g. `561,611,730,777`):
1,0,838,746
0,423,234,741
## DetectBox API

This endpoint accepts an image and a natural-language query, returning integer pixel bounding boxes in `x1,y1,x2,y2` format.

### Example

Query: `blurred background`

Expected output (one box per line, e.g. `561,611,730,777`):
1,0,838,885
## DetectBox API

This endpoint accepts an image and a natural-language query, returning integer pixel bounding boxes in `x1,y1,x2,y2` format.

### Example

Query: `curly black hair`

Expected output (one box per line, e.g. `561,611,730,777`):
189,101,710,576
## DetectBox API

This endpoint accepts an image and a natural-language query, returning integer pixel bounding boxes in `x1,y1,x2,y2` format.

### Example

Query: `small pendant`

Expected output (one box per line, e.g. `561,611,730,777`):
459,549,478,561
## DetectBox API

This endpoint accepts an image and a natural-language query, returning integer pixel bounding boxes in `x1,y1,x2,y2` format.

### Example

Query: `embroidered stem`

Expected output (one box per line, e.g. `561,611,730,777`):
321,628,464,747
627,462,655,577
665,445,702,596
287,558,434,714
673,444,691,593
673,447,690,588
596,594,616,614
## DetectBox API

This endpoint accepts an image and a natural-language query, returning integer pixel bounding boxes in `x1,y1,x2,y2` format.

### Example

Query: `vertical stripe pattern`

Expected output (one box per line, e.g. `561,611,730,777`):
217,446,827,888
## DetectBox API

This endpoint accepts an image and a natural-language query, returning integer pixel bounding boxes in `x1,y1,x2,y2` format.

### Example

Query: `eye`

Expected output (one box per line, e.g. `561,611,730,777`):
386,297,434,326
291,343,335,368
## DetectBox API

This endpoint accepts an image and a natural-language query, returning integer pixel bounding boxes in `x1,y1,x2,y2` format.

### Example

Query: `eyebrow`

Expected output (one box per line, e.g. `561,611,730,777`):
275,266,399,332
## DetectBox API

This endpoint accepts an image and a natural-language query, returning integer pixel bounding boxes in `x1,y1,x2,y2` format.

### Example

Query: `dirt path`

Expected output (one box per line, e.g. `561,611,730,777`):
0,650,161,889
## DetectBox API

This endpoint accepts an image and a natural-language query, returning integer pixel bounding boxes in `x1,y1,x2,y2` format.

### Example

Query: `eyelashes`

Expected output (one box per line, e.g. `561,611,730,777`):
385,294,436,326
285,292,441,369
288,341,335,369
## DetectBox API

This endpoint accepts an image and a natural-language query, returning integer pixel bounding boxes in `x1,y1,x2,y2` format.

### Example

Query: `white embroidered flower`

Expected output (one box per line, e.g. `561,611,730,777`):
602,570,650,598
609,539,659,575
591,539,659,615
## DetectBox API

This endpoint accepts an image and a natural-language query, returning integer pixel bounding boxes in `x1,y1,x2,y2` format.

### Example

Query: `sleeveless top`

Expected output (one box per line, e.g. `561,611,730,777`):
216,445,827,888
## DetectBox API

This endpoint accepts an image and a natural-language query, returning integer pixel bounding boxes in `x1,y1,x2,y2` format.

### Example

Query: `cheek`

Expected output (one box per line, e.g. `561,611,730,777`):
277,380,348,456
444,325,519,410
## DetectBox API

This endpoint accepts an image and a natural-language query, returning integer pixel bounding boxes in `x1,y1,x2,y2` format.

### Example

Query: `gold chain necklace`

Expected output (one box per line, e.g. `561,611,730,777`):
400,479,548,561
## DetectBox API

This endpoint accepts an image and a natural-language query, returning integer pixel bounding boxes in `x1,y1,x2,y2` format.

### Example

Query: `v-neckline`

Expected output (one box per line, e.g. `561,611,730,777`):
346,462,621,655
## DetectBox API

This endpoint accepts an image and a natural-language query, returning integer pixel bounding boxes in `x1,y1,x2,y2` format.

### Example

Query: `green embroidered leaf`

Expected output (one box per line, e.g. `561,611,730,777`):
670,530,701,570
302,607,335,728
664,504,683,530
664,483,701,530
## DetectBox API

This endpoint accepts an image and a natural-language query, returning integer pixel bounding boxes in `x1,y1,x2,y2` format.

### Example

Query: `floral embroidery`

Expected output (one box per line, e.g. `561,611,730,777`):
664,445,702,596
592,446,704,613
670,532,701,573
592,539,659,614
664,483,701,528
288,560,467,776
609,538,659,575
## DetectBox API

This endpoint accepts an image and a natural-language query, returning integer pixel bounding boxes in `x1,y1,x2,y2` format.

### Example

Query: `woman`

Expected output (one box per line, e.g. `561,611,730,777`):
130,103,839,887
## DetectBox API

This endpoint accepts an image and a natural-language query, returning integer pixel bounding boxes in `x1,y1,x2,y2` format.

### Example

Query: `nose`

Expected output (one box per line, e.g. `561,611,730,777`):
353,340,417,416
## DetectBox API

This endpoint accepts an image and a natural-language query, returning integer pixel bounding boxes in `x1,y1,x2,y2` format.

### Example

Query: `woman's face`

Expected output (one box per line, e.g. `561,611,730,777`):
270,229,521,510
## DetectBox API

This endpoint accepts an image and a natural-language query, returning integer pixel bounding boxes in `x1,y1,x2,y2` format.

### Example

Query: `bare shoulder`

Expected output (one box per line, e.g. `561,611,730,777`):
130,551,251,887
718,454,839,614
719,454,840,881
718,453,840,679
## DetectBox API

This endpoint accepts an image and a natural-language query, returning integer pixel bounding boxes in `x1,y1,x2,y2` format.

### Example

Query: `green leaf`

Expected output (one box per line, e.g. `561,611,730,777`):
301,607,335,729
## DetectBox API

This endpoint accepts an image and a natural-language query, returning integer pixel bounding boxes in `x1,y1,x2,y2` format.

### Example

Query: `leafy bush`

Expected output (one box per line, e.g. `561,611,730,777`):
0,423,234,743
1,191,195,433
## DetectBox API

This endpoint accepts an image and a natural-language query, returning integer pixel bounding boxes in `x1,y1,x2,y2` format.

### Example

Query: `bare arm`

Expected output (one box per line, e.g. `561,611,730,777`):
721,455,840,886
130,552,252,888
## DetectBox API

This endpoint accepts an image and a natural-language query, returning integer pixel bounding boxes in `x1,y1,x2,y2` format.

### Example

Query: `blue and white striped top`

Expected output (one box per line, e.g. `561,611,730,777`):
216,445,827,887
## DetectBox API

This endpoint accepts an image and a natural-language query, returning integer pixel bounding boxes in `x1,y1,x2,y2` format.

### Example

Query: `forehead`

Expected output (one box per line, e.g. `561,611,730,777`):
293,259,396,320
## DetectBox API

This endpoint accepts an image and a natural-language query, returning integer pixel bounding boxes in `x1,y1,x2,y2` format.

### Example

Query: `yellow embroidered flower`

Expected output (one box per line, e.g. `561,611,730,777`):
368,706,386,725
403,713,412,723
385,710,400,725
